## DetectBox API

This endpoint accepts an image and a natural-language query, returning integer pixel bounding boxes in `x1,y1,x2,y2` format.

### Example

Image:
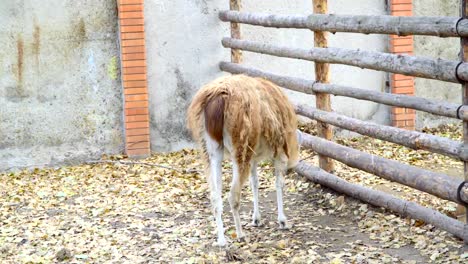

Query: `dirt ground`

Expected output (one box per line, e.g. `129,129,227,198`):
1,124,468,263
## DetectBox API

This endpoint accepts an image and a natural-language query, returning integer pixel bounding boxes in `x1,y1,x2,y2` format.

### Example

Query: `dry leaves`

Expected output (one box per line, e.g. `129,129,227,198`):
0,125,467,263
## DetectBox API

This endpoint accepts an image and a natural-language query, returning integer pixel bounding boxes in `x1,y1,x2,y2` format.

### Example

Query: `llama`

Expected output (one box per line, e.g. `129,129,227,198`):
187,74,301,246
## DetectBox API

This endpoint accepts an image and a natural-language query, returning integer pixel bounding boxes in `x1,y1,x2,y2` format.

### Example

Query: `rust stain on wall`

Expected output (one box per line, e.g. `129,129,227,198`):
16,35,24,88
75,18,86,45
32,22,41,66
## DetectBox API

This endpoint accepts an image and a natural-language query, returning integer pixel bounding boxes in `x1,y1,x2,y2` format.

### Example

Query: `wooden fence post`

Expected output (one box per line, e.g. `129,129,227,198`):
313,0,334,172
461,0,468,223
230,0,242,63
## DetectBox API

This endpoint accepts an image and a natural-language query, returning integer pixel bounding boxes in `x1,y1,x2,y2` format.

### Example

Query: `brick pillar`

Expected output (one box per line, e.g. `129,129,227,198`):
118,0,151,157
390,0,415,130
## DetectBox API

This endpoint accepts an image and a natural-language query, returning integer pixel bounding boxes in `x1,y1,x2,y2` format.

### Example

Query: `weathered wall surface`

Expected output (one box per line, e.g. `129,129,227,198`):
2,0,459,170
146,0,389,152
414,0,461,129
145,0,229,151
0,0,123,170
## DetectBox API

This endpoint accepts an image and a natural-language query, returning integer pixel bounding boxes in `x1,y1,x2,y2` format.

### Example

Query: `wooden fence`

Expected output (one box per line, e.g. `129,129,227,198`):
220,0,468,241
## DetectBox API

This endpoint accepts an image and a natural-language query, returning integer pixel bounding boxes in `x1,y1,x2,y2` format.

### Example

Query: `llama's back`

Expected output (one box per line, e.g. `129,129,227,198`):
187,75,299,167
223,76,299,167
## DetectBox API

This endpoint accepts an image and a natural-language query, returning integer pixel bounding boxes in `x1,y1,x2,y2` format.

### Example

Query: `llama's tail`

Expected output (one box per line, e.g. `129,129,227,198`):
187,82,227,145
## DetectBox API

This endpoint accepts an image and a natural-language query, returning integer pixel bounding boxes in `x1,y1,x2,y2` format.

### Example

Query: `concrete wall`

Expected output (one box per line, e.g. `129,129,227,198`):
0,0,123,170
414,0,461,129
2,0,460,170
145,0,229,152
146,0,389,152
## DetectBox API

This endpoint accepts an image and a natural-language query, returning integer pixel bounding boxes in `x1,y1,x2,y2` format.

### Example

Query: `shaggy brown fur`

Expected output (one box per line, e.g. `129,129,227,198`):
187,74,299,172
187,74,299,245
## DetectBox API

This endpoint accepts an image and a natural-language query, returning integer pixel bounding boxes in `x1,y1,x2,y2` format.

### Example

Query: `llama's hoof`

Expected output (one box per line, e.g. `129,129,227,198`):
278,220,289,229
215,237,228,247
252,219,261,227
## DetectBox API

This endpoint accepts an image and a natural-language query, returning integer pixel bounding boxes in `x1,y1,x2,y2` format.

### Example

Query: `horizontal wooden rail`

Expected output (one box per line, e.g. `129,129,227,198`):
220,10,468,38
222,38,468,84
219,62,468,121
299,132,468,204
295,162,468,242
296,105,465,160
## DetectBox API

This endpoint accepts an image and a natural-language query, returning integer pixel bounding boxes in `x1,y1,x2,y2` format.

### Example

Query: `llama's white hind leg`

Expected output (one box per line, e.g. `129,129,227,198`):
250,161,261,226
205,135,226,246
229,161,245,240
274,159,288,229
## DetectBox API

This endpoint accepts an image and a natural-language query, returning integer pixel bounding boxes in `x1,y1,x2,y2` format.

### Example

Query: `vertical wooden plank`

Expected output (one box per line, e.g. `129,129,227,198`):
230,0,242,63
313,0,334,172
461,0,468,225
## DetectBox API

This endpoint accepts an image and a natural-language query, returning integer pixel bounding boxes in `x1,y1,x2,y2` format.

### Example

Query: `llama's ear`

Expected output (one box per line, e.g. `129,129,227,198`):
296,130,303,146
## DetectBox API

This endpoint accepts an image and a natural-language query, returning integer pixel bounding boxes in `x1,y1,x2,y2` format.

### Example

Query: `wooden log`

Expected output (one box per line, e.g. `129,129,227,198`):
299,131,468,204
313,0,334,173
295,161,468,242
221,37,468,83
219,62,468,122
461,0,468,222
219,10,468,38
296,104,464,160
230,0,242,63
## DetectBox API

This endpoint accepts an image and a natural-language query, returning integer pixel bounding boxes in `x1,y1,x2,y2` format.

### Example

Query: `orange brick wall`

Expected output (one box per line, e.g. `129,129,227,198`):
390,0,416,130
390,0,415,130
118,0,151,157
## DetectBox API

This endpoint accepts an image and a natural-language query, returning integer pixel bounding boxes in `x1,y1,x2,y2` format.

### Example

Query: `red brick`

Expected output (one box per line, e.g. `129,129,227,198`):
121,32,145,40
389,35,413,40
406,119,415,127
120,18,144,26
393,113,415,121
119,0,144,5
125,108,149,116
124,88,148,95
121,25,144,33
126,128,149,136
122,46,146,54
390,45,413,53
393,79,414,87
125,94,148,102
392,0,412,4
125,101,149,109
123,74,146,81
122,53,146,61
126,135,150,143
391,4,412,12
390,38,413,46
406,108,415,114
123,67,146,75
122,60,146,68
391,107,405,114
392,10,413,17
119,4,143,12
119,12,143,19
125,114,149,122
393,120,406,127
392,74,412,81
392,86,414,94
126,121,149,129
126,148,150,157
121,39,145,47
127,141,150,149
124,80,147,88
